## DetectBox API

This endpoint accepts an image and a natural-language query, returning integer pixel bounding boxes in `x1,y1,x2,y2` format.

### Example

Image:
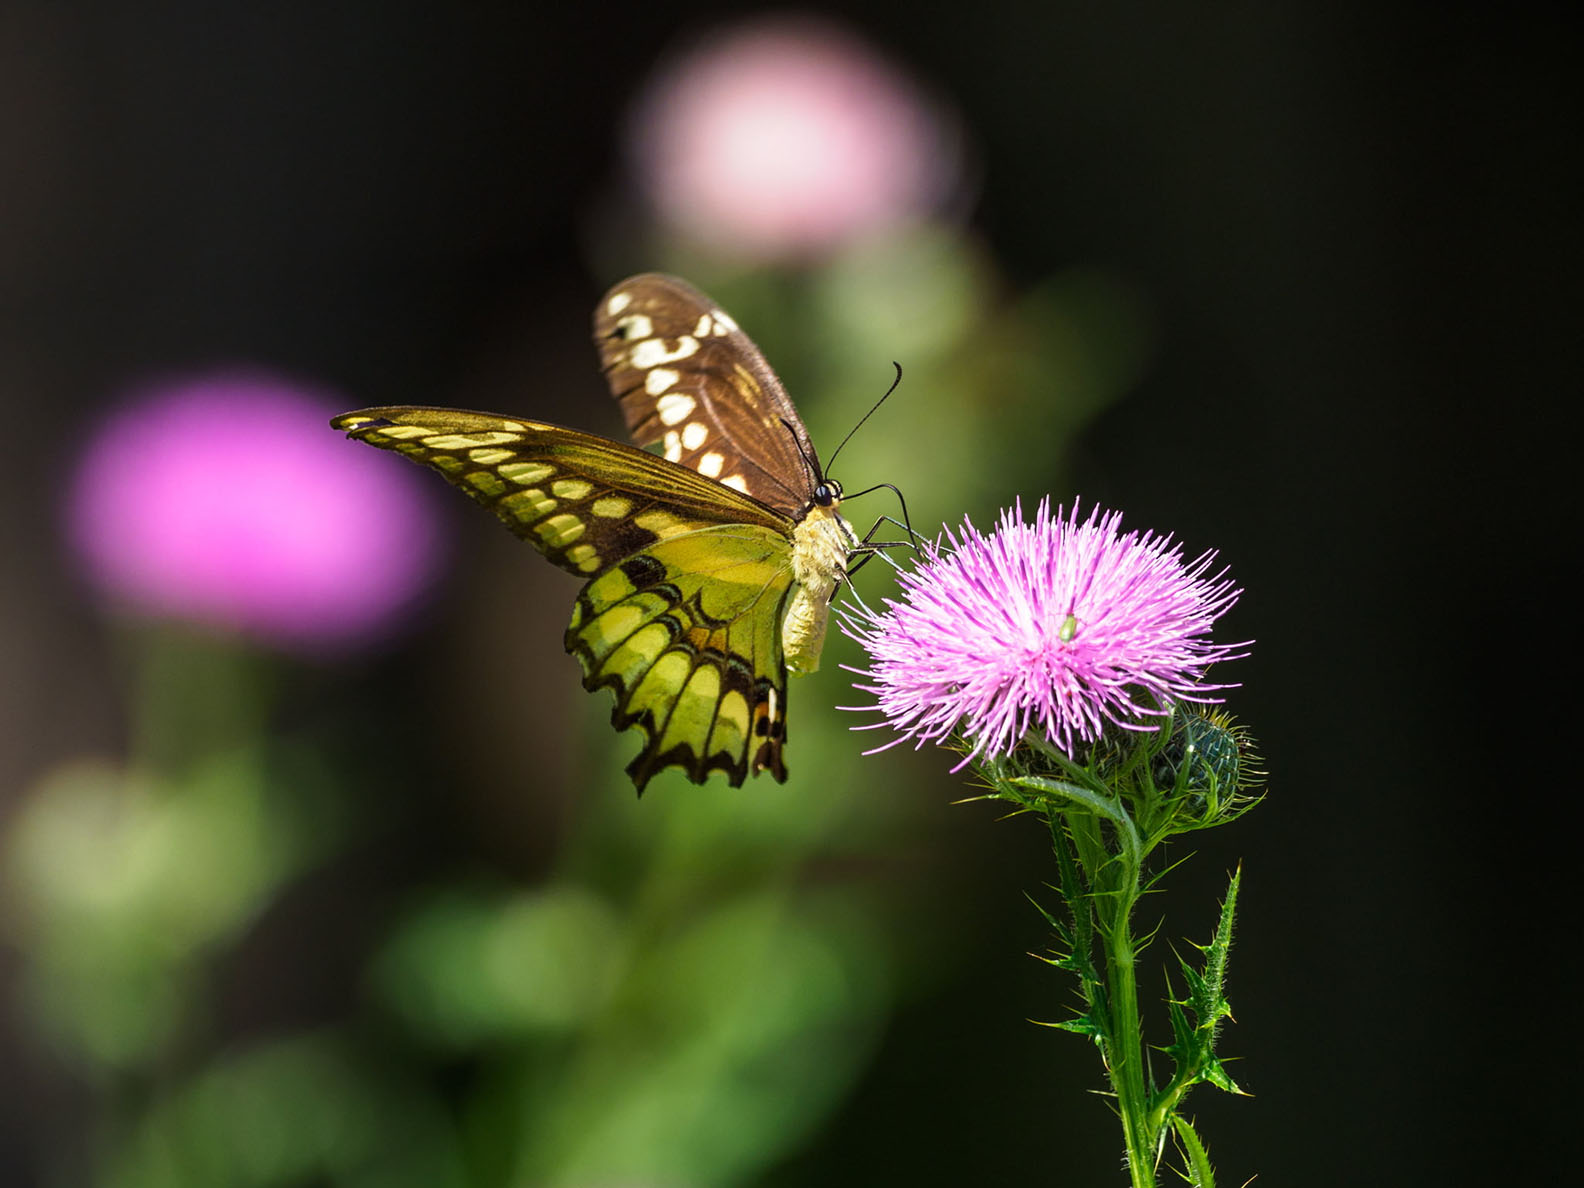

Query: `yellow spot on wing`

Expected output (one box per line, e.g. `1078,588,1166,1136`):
373,424,431,440
424,432,523,449
566,543,600,572
628,651,693,722
499,462,555,485
710,690,751,758
585,601,652,660
500,488,556,520
585,567,638,613
698,452,724,478
552,478,594,500
645,367,680,395
635,510,686,537
662,665,721,749
603,622,672,689
467,471,507,496
681,422,708,450
591,496,632,518
469,447,515,464
606,291,632,315
538,513,586,547
721,475,749,493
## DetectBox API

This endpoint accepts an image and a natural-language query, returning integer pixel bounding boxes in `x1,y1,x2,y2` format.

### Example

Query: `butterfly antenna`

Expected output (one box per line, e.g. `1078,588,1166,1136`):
779,417,823,486
825,362,903,476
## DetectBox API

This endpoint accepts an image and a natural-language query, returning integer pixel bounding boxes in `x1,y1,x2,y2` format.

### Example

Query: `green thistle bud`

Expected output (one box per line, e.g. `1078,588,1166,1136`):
1153,710,1263,829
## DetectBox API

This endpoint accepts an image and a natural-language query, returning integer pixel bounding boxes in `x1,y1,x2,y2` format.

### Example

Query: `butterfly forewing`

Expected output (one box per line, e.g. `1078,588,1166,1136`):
332,405,798,789
331,407,790,577
594,273,819,518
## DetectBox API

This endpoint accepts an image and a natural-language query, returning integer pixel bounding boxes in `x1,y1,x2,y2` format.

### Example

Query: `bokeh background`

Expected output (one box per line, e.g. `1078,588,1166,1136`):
2,4,1574,1185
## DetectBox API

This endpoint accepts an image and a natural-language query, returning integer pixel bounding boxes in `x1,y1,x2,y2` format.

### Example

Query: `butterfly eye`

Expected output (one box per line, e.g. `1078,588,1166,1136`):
814,480,842,507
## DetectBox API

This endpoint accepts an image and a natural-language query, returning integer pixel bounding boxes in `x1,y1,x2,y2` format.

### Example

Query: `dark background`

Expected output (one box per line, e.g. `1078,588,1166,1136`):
2,3,1575,1185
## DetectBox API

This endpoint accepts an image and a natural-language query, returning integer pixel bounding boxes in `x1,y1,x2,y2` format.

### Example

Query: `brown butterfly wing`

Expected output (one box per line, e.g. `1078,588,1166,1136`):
593,273,820,519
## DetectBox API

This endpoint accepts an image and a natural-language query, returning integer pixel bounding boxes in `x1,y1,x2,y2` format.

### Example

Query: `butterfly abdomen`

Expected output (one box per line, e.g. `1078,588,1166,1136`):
783,506,856,675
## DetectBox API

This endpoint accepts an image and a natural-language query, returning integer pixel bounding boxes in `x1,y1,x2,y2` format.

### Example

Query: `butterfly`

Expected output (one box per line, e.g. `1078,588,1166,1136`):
333,273,867,793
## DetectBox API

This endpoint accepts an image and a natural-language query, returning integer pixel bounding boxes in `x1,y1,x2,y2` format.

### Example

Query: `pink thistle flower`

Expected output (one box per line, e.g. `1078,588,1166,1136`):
843,499,1247,767
66,369,443,652
627,16,958,260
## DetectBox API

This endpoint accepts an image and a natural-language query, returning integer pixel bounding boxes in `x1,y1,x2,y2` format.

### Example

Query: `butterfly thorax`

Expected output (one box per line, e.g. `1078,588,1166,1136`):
783,502,857,675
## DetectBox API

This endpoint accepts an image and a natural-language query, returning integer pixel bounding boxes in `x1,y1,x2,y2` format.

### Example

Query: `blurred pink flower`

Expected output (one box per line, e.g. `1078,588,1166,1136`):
67,369,443,651
628,17,957,259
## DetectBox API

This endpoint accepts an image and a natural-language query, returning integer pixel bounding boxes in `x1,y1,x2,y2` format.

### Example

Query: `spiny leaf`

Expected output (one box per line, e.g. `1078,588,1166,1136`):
1176,866,1241,1044
1028,890,1074,939
1164,990,1195,1060
1198,1055,1243,1096
1037,1012,1108,1040
1047,815,1099,983
1154,870,1251,1102
1200,866,1241,1022
1171,1116,1217,1187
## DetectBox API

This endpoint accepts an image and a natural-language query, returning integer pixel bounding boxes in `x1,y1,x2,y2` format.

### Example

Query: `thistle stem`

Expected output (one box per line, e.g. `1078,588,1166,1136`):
1037,792,1158,1187
1100,889,1156,1188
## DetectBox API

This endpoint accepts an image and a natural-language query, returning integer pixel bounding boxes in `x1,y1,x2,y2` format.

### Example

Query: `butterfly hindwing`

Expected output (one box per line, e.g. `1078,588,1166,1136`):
332,405,799,789
570,526,793,786
594,274,820,518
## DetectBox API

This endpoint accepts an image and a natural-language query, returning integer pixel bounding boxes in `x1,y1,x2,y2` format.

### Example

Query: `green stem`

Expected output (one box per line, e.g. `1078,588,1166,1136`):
1101,885,1157,1188
991,730,1251,1186
1013,773,1158,1187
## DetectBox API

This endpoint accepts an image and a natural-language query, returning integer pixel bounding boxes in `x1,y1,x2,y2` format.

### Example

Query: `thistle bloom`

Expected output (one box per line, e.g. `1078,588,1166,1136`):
844,499,1246,766
66,369,443,652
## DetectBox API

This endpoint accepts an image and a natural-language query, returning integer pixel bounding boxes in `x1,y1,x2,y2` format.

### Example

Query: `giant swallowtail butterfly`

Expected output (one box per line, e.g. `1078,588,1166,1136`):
334,274,865,792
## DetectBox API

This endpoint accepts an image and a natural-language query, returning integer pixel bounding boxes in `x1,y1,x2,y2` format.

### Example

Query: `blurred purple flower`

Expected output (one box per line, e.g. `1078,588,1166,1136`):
843,500,1247,766
67,369,442,651
628,16,957,260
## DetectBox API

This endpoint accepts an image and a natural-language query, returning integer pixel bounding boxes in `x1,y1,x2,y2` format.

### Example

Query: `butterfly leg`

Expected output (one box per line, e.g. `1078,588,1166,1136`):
838,515,917,586
838,481,917,545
